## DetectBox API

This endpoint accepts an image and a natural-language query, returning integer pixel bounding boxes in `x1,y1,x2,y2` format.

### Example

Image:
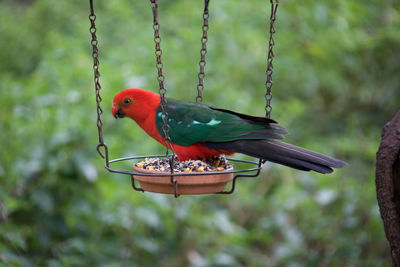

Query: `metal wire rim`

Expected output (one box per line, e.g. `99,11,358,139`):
104,155,263,177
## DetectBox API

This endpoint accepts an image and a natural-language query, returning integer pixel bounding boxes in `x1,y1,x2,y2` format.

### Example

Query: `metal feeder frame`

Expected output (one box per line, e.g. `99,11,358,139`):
88,0,279,198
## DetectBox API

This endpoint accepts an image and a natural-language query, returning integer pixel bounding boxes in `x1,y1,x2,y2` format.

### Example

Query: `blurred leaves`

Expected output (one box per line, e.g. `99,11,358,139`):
0,0,399,266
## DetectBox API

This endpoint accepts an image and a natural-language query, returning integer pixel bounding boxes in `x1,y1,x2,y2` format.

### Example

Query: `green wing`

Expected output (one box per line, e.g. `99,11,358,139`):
155,98,287,146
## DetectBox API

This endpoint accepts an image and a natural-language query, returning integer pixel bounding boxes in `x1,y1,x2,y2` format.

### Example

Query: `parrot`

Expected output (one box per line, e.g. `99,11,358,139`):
112,88,347,174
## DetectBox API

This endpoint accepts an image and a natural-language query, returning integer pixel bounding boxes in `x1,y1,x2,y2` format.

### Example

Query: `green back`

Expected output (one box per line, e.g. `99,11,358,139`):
155,98,286,146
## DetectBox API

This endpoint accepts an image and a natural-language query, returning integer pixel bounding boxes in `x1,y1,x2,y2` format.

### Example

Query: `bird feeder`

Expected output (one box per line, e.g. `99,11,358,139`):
88,0,279,197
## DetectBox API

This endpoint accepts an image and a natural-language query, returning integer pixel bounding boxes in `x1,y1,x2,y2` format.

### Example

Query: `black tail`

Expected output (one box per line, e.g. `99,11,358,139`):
206,140,347,174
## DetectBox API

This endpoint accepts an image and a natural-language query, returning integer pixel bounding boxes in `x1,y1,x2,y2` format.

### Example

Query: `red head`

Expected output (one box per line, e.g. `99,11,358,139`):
112,88,160,123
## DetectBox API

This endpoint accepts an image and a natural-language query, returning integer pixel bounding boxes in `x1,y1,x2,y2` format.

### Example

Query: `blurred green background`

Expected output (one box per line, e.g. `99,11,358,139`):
1,0,399,266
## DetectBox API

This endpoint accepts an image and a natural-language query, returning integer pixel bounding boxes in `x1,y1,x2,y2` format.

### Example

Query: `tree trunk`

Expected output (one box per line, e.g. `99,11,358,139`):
376,107,400,266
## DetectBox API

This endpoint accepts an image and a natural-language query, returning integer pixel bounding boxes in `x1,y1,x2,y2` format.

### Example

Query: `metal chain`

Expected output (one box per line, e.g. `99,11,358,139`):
89,0,109,165
264,0,279,119
196,0,210,103
150,0,177,197
150,0,174,157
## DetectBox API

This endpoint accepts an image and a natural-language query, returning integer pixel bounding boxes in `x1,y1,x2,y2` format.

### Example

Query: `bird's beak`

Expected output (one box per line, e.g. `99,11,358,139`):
114,108,125,119
112,104,125,119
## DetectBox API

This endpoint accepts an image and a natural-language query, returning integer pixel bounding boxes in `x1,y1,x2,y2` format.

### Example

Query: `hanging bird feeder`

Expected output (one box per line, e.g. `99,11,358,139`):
88,0,279,197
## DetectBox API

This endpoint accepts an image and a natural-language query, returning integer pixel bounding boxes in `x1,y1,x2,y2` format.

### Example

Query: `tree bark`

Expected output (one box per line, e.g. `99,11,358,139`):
376,107,400,266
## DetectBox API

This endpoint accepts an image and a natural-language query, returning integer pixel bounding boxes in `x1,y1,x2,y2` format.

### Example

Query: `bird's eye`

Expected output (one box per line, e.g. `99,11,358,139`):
123,98,132,105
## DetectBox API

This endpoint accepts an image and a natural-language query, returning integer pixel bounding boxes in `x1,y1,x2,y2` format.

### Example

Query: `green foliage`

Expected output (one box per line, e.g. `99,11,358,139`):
0,0,398,266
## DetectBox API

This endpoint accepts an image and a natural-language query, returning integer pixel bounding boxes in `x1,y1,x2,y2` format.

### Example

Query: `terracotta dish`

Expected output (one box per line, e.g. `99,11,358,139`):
133,166,234,195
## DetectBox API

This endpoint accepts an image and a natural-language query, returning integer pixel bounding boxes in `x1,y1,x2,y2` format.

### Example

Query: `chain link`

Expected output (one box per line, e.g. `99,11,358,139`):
150,0,174,157
264,0,279,119
196,0,210,103
89,0,109,165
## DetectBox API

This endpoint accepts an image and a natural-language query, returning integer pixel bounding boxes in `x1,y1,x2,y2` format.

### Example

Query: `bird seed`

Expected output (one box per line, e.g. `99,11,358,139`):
134,156,233,173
